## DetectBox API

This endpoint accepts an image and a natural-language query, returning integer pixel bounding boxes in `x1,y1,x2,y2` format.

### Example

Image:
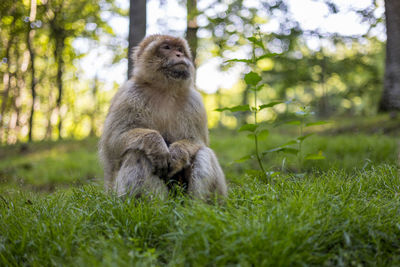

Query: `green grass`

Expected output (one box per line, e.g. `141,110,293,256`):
0,138,100,189
0,122,399,266
1,166,399,266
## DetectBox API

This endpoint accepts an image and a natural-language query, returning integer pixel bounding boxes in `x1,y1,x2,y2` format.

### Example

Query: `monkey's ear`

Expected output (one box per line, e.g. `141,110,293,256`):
131,46,141,63
131,35,163,63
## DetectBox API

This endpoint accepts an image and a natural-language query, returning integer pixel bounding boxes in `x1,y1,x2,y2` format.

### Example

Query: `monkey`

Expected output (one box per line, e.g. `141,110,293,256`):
99,34,227,200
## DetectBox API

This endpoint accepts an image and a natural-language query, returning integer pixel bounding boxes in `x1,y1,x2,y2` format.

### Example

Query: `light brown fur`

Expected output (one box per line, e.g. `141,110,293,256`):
99,35,227,199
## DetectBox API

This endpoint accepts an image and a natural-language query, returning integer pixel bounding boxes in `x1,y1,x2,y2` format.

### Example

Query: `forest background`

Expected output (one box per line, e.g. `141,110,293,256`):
1,0,399,144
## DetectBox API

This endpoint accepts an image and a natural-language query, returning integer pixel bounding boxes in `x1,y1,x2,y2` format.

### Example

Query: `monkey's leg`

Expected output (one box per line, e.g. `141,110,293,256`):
114,151,168,198
188,147,227,199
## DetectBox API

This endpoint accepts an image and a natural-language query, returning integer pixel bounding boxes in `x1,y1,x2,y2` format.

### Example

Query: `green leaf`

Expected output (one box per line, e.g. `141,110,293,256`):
235,154,253,163
250,84,264,92
259,101,283,110
250,106,258,112
304,152,325,160
244,72,262,86
229,105,251,112
256,128,269,140
256,53,278,61
279,140,298,147
262,147,282,153
238,124,258,132
224,58,253,64
262,147,299,155
274,120,301,127
305,121,330,127
297,133,314,141
269,171,281,178
215,105,250,112
247,37,265,49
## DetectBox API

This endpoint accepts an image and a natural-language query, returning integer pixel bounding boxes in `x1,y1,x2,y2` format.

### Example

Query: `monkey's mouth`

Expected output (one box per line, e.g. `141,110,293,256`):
171,62,189,69
160,61,191,80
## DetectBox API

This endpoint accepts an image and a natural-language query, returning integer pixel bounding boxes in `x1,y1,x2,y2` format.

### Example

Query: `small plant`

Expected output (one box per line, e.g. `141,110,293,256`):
217,31,328,181
263,104,329,175
216,31,282,182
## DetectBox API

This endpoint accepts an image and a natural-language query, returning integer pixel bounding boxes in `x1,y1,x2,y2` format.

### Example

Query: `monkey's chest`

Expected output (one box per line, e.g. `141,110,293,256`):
151,106,195,143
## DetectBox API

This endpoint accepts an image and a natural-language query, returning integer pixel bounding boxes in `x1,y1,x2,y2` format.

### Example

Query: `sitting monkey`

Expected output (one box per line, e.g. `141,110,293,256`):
99,35,227,199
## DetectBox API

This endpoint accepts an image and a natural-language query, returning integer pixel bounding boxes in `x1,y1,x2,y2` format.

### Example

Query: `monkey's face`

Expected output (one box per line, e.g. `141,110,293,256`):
157,42,193,80
132,35,195,87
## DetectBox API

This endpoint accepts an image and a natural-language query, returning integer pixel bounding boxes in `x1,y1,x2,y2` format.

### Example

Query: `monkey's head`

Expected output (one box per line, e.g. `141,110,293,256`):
132,35,195,89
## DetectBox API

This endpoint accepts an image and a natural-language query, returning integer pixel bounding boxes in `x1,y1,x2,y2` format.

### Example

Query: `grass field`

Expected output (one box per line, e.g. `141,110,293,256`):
0,116,399,266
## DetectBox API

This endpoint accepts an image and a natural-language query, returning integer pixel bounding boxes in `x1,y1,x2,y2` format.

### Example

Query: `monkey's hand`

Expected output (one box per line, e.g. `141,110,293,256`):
121,129,170,177
168,140,201,178
141,131,171,177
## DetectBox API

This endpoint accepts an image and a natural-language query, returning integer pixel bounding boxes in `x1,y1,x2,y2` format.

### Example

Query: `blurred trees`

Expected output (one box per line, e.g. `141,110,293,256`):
0,0,120,143
0,0,391,144
198,0,386,128
380,0,400,111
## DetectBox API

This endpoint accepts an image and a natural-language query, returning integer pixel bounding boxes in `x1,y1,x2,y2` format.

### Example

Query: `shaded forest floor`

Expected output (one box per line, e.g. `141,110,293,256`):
0,115,399,266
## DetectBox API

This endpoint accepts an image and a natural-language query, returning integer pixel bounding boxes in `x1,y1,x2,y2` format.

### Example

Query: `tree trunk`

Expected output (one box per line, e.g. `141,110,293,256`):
318,54,329,117
27,0,37,142
27,27,36,142
54,37,65,139
379,0,400,111
186,0,198,63
0,48,12,143
13,73,22,143
0,10,16,143
127,0,146,80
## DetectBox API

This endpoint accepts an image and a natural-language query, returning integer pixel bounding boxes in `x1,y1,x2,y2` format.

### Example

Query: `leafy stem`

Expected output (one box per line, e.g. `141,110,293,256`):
250,41,268,181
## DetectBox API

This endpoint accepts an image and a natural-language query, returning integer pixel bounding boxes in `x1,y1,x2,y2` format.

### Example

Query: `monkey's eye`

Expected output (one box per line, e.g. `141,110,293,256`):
161,44,171,50
177,47,183,53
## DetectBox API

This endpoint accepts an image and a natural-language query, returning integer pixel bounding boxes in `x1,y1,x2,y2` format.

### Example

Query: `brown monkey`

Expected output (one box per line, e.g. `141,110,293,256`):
99,34,227,199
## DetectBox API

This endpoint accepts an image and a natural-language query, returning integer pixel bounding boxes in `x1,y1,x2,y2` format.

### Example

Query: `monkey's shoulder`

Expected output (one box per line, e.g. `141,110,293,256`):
184,89,206,113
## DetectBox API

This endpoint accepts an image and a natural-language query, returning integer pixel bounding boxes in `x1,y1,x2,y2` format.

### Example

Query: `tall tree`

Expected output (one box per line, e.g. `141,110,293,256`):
379,0,400,111
0,3,18,142
186,0,198,63
27,0,37,142
127,0,146,80
44,0,117,139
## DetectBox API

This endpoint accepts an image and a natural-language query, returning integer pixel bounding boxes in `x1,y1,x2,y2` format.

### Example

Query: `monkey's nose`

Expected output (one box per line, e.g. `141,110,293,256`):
175,51,183,57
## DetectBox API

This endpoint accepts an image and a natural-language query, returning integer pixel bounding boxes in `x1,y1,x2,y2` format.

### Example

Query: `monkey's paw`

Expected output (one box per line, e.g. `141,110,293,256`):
168,143,191,178
143,133,171,177
147,149,170,178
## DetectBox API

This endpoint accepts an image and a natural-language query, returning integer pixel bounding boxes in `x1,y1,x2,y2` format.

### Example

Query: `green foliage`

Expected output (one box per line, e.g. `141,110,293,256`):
1,164,399,266
217,32,330,179
217,32,276,180
263,105,330,173
0,0,124,144
201,0,385,120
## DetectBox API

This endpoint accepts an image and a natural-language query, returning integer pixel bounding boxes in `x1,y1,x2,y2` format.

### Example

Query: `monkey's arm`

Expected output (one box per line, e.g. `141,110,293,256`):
168,139,202,178
107,128,170,177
